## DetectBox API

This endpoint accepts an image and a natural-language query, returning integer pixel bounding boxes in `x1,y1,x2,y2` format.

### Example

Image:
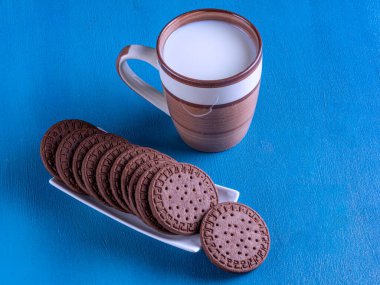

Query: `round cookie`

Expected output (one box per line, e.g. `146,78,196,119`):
40,119,96,177
121,151,174,215
109,147,155,212
135,161,174,231
55,128,102,193
200,202,270,273
72,133,119,193
148,163,218,235
96,144,134,211
81,138,126,200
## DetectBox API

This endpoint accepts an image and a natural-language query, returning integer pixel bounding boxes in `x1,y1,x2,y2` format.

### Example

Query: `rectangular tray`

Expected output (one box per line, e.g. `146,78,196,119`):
50,177,239,253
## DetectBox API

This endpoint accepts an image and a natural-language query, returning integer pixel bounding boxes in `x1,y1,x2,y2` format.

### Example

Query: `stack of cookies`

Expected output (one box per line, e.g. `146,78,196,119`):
40,119,270,273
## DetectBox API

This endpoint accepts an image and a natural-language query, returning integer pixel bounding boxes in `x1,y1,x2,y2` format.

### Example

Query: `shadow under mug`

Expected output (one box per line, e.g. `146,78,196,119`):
116,9,262,152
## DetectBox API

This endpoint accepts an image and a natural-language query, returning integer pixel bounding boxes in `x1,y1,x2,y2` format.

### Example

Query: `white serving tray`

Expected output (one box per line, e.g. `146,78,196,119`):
50,177,239,253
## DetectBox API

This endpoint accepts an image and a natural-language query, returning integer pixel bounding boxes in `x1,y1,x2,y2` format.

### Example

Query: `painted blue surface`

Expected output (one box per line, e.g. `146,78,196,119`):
1,0,379,284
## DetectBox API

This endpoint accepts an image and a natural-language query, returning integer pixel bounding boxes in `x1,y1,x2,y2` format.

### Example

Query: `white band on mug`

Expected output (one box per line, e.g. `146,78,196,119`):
159,59,262,105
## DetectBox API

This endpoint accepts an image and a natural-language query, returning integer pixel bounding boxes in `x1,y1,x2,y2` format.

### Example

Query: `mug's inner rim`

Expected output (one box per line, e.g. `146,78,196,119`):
156,9,262,85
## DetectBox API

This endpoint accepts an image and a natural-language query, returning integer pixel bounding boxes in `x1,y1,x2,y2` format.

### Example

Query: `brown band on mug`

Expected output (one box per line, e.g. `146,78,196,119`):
156,9,263,88
162,81,261,110
172,113,254,136
164,85,259,136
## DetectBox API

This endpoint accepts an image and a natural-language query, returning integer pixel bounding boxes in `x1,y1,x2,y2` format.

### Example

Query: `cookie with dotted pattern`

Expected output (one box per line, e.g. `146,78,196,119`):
200,202,270,273
148,163,218,235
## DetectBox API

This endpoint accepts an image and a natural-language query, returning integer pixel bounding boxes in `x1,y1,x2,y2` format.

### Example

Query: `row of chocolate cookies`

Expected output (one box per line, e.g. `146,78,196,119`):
39,119,219,235
40,119,270,273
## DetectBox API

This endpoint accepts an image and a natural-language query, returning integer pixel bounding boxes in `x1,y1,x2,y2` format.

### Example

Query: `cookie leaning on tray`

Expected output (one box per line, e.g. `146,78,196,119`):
40,119,270,273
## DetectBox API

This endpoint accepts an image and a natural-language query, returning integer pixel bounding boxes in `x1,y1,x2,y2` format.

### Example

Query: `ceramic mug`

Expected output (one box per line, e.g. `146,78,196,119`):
116,9,262,152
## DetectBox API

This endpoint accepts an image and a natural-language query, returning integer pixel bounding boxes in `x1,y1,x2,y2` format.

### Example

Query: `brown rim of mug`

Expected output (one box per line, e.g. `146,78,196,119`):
156,8,263,88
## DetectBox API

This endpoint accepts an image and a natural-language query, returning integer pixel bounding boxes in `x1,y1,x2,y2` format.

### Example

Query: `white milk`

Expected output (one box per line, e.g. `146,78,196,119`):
163,20,257,80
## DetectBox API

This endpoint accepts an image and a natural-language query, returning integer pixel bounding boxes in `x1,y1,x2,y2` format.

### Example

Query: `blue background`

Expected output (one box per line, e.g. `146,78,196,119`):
1,0,379,284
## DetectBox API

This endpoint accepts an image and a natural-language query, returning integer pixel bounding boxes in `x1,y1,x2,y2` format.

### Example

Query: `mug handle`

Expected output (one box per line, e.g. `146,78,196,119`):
116,45,170,116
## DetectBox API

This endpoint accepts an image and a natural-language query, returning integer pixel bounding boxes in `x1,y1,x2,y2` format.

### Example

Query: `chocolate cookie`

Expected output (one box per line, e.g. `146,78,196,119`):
121,151,174,215
135,161,174,231
40,119,96,177
55,128,102,193
81,138,125,200
148,163,218,235
200,202,270,273
96,144,134,211
109,147,154,212
72,133,119,193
